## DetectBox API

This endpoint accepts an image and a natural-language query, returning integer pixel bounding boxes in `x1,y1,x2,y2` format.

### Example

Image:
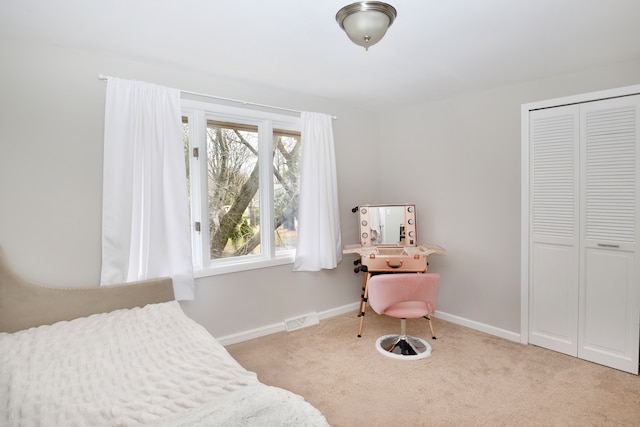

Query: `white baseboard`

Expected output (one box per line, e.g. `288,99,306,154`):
318,301,361,321
218,302,360,346
434,310,521,343
218,302,522,347
217,322,284,347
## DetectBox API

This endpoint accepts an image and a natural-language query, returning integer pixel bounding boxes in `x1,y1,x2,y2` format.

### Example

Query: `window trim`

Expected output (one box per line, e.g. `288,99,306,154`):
182,99,301,277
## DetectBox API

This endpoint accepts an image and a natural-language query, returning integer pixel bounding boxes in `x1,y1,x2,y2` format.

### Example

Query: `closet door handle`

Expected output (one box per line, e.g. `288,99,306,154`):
597,243,620,248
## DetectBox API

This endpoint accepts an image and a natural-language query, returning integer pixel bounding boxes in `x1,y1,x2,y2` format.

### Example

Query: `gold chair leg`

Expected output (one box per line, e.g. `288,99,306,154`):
424,315,436,339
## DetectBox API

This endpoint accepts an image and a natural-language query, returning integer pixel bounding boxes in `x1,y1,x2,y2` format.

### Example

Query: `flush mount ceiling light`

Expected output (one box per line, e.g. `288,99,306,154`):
336,1,397,51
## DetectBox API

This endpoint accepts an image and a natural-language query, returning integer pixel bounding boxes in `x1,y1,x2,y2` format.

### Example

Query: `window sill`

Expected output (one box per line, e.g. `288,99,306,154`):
193,254,295,278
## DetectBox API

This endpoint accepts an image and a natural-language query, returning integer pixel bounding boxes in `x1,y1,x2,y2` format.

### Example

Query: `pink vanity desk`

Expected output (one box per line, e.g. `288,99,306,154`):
343,204,445,337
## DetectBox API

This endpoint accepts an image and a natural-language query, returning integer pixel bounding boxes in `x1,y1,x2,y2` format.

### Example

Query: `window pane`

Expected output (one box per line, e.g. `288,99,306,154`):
273,129,301,253
207,120,260,260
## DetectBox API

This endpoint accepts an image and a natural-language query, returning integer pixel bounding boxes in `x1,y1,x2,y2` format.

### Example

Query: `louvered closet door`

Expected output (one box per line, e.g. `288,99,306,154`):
579,95,640,374
529,105,580,356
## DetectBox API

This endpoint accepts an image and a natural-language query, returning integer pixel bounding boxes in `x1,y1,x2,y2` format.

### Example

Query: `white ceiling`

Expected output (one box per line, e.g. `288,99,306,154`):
2,0,640,111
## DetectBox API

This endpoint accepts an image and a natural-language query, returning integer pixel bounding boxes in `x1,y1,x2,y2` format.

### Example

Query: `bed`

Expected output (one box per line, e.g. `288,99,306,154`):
0,248,329,426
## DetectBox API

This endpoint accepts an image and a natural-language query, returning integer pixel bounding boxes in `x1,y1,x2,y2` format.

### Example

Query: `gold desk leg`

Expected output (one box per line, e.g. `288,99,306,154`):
357,272,371,337
358,272,368,315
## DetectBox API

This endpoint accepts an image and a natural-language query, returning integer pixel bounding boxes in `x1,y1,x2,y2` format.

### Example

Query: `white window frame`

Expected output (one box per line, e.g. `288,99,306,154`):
182,99,301,277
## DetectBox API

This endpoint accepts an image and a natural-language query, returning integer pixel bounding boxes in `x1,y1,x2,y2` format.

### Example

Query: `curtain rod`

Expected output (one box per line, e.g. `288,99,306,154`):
98,74,337,119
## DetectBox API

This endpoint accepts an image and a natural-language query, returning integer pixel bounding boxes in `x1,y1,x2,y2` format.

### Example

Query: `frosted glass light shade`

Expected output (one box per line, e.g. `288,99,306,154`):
336,2,397,50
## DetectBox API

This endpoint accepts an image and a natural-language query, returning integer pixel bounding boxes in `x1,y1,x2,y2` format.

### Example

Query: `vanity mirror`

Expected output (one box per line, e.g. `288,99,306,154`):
356,204,417,247
343,203,445,272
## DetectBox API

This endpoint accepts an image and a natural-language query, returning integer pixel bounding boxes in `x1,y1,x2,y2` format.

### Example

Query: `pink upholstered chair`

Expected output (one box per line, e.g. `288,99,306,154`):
367,273,440,359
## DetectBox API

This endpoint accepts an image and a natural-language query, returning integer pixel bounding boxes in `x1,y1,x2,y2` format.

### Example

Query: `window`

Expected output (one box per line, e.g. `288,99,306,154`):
182,100,302,276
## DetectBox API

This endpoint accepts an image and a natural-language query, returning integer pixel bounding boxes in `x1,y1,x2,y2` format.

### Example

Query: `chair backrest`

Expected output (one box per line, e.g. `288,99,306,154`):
368,273,440,316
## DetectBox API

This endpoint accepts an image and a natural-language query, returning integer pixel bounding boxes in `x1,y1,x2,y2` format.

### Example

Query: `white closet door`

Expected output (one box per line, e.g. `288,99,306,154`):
579,95,640,374
529,105,580,356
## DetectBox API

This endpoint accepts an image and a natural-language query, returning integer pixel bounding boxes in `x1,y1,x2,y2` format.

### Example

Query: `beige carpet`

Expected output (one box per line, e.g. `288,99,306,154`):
226,310,640,426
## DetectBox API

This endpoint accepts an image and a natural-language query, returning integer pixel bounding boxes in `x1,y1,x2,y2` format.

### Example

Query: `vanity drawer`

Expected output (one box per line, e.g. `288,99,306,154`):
361,254,427,272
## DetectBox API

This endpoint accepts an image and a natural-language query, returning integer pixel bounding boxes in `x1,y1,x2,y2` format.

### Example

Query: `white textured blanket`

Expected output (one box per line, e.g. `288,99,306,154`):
0,301,328,427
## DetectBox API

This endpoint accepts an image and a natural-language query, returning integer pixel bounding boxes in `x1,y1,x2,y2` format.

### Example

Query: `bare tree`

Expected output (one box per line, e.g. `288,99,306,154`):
205,123,301,258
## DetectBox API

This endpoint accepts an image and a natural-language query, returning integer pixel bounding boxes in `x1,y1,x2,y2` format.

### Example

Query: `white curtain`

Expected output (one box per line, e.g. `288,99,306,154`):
101,77,194,300
293,112,342,271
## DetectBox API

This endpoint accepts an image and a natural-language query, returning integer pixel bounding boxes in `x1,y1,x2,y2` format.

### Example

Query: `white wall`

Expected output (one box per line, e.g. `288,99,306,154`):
2,36,639,343
0,38,379,340
379,59,640,334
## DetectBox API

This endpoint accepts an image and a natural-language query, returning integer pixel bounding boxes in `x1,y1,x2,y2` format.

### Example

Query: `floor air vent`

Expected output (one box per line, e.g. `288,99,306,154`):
284,312,319,331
